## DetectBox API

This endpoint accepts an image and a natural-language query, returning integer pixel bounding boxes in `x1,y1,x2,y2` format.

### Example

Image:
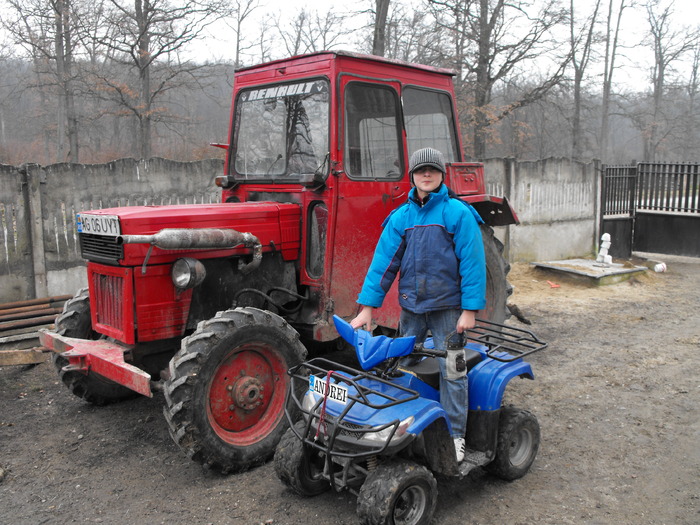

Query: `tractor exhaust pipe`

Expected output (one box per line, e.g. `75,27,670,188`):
118,228,262,273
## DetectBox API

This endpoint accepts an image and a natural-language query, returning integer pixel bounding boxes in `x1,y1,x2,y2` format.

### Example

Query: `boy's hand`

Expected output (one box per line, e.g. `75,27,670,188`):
350,306,374,331
456,310,476,333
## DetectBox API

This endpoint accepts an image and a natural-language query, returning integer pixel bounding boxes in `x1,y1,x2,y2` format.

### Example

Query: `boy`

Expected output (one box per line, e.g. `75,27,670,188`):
350,147,486,462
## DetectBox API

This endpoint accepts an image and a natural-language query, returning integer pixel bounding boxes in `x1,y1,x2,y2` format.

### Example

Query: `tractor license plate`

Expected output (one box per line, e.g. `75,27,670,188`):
77,214,121,236
309,375,348,404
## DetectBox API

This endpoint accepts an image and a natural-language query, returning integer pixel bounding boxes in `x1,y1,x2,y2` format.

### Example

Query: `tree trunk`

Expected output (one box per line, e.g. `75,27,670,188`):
472,0,492,159
372,0,391,56
136,0,152,160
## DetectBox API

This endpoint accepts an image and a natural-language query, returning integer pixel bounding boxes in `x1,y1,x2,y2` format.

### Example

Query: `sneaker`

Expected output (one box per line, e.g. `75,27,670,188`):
453,437,465,463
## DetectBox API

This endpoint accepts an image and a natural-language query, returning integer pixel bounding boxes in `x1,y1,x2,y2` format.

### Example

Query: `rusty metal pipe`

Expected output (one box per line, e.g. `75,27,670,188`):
0,307,62,323
118,228,258,250
0,315,58,331
118,228,263,274
0,295,72,312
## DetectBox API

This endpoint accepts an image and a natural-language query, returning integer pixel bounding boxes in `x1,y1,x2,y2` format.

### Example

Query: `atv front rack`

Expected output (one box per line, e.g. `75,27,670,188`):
286,357,420,458
462,318,548,362
285,358,426,492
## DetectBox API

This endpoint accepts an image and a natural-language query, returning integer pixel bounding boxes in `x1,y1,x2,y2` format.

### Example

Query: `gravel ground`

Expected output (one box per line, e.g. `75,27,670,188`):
1,254,698,524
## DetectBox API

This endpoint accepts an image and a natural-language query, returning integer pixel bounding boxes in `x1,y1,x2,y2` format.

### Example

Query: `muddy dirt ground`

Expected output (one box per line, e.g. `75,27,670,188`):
1,254,698,524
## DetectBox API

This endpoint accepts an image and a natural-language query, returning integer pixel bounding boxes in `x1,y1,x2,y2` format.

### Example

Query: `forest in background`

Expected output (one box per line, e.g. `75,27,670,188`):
1,0,699,167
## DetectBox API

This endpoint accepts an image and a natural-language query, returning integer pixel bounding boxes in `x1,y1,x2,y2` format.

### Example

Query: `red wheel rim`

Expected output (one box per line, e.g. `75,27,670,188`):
207,342,288,446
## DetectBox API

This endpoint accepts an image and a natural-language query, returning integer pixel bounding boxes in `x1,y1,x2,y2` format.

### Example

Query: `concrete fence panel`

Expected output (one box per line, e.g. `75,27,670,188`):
484,157,600,262
0,158,223,303
0,165,34,300
0,157,601,303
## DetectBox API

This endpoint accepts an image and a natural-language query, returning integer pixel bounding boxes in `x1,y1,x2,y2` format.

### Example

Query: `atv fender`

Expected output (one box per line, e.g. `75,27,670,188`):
468,358,533,411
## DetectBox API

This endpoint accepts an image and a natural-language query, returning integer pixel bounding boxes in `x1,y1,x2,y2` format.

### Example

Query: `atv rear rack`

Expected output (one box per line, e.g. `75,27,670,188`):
463,318,548,362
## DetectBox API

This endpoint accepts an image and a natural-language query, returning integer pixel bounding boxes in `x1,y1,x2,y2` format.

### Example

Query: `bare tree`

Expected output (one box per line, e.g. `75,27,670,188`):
428,0,570,158
274,7,351,57
92,0,229,159
600,0,627,161
372,0,391,56
222,0,260,68
569,0,601,159
681,41,700,158
2,0,84,162
643,0,699,161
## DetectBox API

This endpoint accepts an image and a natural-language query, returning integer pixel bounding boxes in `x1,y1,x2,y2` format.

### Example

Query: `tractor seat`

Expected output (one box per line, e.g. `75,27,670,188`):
401,349,483,391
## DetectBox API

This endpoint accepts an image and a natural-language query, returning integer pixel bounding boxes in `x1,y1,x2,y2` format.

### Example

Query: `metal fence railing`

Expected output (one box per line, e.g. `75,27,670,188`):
637,163,700,213
603,163,700,216
602,165,637,217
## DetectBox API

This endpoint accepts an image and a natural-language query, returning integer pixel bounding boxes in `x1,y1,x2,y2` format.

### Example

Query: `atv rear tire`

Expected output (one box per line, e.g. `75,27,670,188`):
163,307,307,473
481,224,512,324
274,421,330,496
486,406,540,481
52,288,137,406
357,459,437,525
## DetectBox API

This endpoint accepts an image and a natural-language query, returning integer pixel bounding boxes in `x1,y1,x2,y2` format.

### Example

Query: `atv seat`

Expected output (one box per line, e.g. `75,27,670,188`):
402,348,483,390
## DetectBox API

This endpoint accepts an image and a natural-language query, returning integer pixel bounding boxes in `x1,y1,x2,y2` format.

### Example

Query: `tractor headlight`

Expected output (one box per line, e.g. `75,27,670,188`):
171,258,206,289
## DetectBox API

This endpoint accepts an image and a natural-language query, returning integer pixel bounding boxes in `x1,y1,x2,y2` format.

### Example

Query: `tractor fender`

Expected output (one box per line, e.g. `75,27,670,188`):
468,358,534,411
466,195,519,226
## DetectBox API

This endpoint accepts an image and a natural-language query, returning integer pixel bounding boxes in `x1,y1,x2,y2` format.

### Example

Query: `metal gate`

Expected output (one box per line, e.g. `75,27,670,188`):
601,165,636,258
602,163,700,258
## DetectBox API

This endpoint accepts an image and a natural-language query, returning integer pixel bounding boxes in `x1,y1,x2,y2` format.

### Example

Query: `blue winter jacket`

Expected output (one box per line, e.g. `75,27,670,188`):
357,184,487,313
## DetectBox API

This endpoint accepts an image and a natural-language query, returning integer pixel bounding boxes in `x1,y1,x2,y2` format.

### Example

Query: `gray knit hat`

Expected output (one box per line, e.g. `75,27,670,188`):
409,147,446,174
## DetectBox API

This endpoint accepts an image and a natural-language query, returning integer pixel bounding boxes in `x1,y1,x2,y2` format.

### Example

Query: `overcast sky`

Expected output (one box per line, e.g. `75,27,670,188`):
196,0,700,89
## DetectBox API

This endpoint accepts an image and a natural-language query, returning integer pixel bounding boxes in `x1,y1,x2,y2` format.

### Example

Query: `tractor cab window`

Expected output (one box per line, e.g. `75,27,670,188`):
344,83,403,179
232,79,330,181
403,87,459,163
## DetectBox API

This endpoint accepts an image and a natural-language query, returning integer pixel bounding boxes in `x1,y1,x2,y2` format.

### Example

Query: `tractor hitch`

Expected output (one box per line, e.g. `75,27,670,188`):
39,330,153,397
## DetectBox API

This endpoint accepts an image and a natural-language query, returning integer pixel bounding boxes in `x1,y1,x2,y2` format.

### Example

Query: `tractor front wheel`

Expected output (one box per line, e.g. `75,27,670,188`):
52,288,137,406
163,307,306,473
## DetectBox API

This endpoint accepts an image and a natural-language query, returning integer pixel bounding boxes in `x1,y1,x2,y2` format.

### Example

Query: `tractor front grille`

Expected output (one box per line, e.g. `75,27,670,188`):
93,272,124,330
80,234,123,264
88,265,134,344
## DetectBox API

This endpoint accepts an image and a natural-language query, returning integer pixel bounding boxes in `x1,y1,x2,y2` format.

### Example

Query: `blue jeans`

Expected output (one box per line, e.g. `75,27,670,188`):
399,309,468,438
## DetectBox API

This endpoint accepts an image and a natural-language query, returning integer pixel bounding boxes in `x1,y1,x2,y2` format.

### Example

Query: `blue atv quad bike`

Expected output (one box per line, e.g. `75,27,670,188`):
274,316,547,525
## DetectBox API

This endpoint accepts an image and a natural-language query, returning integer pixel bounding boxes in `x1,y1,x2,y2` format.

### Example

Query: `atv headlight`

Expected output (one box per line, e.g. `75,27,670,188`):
362,416,415,444
302,391,319,413
171,258,206,289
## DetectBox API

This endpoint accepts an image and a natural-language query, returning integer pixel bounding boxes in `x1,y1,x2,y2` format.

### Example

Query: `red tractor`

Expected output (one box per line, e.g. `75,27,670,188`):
40,51,517,473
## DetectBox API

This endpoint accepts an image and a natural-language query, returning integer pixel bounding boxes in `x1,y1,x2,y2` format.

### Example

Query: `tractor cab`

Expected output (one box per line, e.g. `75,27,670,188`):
217,51,515,338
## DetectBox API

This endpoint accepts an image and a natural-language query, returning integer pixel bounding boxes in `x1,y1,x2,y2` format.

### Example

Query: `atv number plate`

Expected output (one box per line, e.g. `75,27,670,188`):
309,375,348,404
77,214,120,236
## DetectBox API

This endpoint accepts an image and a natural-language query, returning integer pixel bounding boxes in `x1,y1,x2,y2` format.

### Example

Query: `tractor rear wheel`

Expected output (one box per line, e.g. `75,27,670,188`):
51,288,137,406
163,307,306,473
481,224,512,324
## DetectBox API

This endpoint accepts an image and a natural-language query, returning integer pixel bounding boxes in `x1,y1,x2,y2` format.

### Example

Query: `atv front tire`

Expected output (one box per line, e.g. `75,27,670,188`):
163,307,306,473
274,421,330,496
52,288,137,406
486,406,540,481
357,459,437,525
